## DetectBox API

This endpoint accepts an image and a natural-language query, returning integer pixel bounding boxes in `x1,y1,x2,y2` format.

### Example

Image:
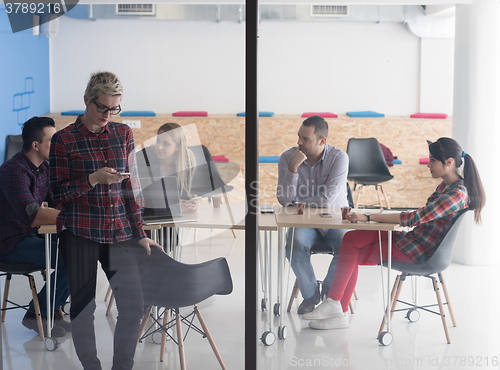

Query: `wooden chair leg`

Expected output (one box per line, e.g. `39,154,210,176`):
286,278,300,313
104,285,112,302
106,292,114,316
380,185,391,209
160,309,170,363
438,272,457,327
349,301,354,314
194,307,227,370
376,185,384,209
28,275,45,341
231,229,237,238
432,276,451,344
175,310,186,370
353,288,359,300
355,185,363,209
2,275,11,322
137,307,151,346
378,274,403,338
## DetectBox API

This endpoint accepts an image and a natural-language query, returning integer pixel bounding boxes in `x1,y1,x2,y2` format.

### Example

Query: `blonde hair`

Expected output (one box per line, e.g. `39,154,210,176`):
84,71,123,101
157,123,196,196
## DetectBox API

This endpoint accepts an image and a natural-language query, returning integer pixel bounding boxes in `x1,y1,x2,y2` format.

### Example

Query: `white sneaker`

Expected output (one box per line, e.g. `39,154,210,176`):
309,312,349,330
301,298,344,320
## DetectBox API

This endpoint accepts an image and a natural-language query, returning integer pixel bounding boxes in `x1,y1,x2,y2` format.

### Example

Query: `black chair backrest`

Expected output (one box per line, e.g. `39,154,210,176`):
189,145,234,197
133,247,233,308
346,182,354,208
346,138,392,180
4,134,23,163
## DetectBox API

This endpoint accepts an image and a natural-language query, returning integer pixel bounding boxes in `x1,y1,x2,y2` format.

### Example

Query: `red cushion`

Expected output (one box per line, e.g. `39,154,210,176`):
301,112,338,118
212,156,229,162
172,111,208,117
411,113,448,119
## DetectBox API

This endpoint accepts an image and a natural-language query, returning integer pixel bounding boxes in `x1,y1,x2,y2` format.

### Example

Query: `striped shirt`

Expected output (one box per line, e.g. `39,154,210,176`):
0,152,51,254
49,116,146,244
395,180,468,263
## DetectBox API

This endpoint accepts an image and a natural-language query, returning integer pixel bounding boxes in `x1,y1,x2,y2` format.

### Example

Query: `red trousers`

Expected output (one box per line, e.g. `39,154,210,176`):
327,230,414,312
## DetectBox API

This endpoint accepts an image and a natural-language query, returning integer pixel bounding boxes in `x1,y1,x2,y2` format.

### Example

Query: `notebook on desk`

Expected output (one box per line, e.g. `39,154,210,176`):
141,176,198,225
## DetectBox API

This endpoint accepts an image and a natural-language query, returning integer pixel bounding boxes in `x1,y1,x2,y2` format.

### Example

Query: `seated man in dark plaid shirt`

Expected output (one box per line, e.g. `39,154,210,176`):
0,116,70,337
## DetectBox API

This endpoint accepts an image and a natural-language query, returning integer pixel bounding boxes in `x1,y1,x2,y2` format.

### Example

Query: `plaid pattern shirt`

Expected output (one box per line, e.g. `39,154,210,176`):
0,152,50,254
49,116,146,244
395,180,468,263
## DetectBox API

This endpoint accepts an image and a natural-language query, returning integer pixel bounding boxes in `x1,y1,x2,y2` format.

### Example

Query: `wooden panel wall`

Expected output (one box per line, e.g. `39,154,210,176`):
50,114,452,208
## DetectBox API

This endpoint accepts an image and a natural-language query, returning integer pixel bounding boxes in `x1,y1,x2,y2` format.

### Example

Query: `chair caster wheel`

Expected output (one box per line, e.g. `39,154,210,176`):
378,331,393,346
277,326,287,340
273,303,281,317
261,298,266,311
45,337,59,351
406,308,420,322
152,331,162,344
261,331,275,346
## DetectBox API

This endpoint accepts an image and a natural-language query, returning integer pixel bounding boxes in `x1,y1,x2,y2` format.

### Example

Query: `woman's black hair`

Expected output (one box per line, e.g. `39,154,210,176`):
429,137,485,224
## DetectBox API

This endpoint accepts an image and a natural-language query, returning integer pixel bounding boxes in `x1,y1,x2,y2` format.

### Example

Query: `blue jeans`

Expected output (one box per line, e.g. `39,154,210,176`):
285,228,348,299
0,234,70,316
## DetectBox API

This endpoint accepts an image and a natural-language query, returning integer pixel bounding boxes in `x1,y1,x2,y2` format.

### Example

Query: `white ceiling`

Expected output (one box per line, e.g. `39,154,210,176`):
0,0,474,6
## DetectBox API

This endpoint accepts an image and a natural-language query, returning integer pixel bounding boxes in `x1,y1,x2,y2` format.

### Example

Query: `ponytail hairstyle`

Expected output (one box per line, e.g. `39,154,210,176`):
157,123,196,197
428,137,486,224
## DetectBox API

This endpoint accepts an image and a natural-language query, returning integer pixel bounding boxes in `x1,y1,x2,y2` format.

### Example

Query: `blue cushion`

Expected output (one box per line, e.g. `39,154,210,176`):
61,110,85,116
392,159,402,165
346,111,385,118
259,156,280,163
120,111,156,117
237,111,274,117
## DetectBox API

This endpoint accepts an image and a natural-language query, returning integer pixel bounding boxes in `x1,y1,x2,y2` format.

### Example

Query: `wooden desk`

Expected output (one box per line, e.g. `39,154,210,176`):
272,206,400,346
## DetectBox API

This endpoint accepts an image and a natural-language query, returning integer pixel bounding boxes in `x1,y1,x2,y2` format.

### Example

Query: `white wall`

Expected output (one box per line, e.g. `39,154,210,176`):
420,38,455,114
51,16,430,115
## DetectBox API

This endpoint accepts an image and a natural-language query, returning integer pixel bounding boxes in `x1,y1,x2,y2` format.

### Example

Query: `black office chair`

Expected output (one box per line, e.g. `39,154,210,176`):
4,134,23,163
189,145,235,199
135,248,233,368
189,145,239,238
377,209,468,345
0,261,46,340
286,182,358,314
346,137,394,209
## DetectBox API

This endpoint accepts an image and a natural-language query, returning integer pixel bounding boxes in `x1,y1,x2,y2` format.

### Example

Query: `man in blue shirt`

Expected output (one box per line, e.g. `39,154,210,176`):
0,116,70,337
277,116,349,314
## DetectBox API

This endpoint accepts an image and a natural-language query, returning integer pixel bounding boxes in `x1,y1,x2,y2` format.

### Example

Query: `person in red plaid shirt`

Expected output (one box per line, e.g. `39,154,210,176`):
49,71,162,370
301,137,485,330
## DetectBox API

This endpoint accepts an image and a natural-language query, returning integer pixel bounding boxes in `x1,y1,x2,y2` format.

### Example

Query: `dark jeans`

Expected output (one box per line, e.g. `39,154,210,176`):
0,234,70,316
58,231,145,370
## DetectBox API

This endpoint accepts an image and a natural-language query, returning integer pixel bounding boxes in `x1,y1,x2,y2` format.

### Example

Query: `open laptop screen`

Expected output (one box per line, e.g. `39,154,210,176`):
141,176,182,217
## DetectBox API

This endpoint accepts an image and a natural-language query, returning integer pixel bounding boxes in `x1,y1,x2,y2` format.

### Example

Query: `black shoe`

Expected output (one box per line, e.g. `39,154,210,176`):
22,311,66,338
321,282,330,301
54,310,72,332
297,283,321,315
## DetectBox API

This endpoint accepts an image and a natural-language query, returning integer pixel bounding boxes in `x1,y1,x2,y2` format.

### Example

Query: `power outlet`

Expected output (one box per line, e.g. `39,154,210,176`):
123,120,141,129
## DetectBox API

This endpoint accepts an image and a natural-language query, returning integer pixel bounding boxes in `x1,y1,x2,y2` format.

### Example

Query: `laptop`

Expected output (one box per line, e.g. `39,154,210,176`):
141,176,198,225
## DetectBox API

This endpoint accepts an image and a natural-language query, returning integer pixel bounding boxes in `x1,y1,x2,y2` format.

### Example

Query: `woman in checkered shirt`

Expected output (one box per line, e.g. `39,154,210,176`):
300,137,485,330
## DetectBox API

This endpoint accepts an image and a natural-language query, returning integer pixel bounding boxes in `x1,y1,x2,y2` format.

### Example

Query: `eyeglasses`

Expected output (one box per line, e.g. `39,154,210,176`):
91,100,122,115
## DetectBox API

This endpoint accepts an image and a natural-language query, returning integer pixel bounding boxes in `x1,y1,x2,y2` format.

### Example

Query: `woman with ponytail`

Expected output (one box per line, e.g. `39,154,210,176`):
302,137,485,330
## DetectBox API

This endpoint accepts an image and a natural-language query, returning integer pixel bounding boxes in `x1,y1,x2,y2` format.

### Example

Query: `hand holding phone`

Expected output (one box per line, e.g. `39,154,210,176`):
187,196,202,202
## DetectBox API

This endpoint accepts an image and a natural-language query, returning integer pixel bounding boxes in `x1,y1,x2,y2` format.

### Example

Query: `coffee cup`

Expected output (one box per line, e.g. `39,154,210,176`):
295,202,306,215
341,206,351,220
212,195,222,208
